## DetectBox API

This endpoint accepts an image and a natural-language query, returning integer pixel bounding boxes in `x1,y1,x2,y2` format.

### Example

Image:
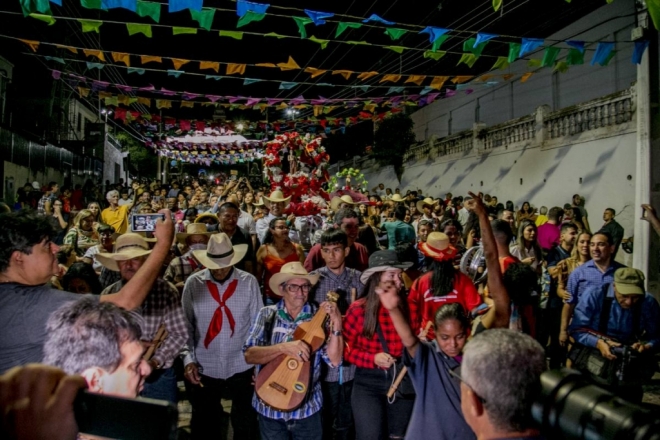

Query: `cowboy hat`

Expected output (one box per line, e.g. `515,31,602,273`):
192,233,248,270
269,262,320,296
418,232,457,262
195,212,219,224
416,197,439,213
330,195,357,211
390,194,405,203
360,250,413,284
252,197,266,207
263,190,291,209
175,222,213,243
134,231,157,243
96,233,153,272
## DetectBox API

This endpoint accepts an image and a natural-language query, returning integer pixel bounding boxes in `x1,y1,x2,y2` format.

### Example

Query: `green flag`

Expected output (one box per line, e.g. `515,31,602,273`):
527,59,542,67
219,30,243,40
566,48,584,65
423,50,446,61
29,13,56,25
126,23,152,37
136,1,160,22
457,53,478,68
292,16,313,38
335,22,362,38
237,11,265,28
601,50,616,66
508,42,521,63
541,47,560,67
431,35,450,51
553,61,569,73
463,38,488,57
648,0,660,31
345,40,370,45
309,36,329,49
491,56,509,70
79,19,103,33
173,27,197,35
190,8,215,31
20,0,51,16
264,32,286,39
384,28,408,41
385,46,405,54
81,0,104,10
493,0,503,11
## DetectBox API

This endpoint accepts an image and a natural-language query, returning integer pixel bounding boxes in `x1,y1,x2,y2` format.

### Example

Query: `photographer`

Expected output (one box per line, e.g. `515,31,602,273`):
568,267,660,402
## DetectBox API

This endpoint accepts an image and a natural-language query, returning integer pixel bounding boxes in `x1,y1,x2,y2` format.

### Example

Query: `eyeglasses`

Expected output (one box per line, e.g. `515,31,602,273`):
284,283,312,293
447,367,487,403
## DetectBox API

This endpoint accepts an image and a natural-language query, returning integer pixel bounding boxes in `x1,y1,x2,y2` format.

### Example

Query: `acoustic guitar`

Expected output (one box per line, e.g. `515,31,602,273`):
255,292,339,411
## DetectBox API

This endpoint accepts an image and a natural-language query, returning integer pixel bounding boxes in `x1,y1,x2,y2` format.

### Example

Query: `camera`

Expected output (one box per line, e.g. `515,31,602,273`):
532,368,660,440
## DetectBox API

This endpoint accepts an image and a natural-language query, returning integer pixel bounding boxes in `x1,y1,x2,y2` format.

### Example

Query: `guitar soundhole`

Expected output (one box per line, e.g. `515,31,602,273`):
268,382,288,395
287,359,299,370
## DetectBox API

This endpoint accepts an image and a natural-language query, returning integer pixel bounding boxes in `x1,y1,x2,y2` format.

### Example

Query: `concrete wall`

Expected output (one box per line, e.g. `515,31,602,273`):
68,99,98,141
103,136,126,185
410,0,637,141
3,162,87,205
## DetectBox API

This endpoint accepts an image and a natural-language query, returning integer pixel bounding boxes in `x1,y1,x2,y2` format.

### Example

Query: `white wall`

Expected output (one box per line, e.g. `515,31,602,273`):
410,0,637,141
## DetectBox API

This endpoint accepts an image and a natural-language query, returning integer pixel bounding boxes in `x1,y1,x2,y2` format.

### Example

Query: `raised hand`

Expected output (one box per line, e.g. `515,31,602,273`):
376,281,400,310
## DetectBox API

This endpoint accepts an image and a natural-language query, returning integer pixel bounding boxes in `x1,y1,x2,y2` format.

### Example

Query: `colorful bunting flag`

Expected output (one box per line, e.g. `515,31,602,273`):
255,63,276,67
304,9,333,25
345,41,370,46
463,38,488,57
205,75,221,80
405,75,426,86
305,67,327,78
277,56,300,71
491,56,509,70
156,99,172,109
508,42,521,63
385,46,405,54
45,56,65,64
227,63,246,75
590,42,615,66
237,11,266,27
493,0,502,11
29,13,56,25
279,82,297,90
140,55,161,64
457,53,477,68
167,69,184,78
78,87,90,97
86,62,105,70
527,59,542,68
420,26,449,44
171,58,190,69
199,61,220,72
127,67,146,74
81,0,104,9
553,61,569,73
521,72,533,83
219,30,243,39
386,87,404,95
423,50,446,61
236,0,269,17
55,44,77,53
335,22,362,38
264,32,286,38
127,23,152,37
292,16,313,38
19,0,51,16
169,0,202,13
136,1,160,22
79,19,103,33
541,47,560,67
102,0,137,12
380,74,401,83
647,0,660,31
357,71,378,81
190,8,215,31
566,40,585,52
83,49,105,61
385,28,408,40
309,36,329,49
632,40,650,64
173,27,197,35
111,52,130,66
451,76,473,84
243,78,262,85
332,70,354,80
519,38,544,57
430,76,449,89
432,35,450,52
474,33,498,47
362,14,395,25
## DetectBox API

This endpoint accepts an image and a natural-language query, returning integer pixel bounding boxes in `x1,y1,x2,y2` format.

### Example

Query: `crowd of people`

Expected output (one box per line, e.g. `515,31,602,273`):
0,174,658,440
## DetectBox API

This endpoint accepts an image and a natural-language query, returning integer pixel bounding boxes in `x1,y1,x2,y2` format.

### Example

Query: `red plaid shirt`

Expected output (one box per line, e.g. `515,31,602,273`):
342,299,405,369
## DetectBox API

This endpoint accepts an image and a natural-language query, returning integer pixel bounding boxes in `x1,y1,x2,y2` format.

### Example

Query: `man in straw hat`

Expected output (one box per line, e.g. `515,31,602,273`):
164,222,214,290
181,233,263,439
244,261,343,438
0,209,174,375
99,233,188,404
255,190,297,244
330,194,358,212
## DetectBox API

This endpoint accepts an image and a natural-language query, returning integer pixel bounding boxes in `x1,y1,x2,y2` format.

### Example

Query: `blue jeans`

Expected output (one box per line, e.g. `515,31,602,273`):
258,411,322,440
140,366,178,404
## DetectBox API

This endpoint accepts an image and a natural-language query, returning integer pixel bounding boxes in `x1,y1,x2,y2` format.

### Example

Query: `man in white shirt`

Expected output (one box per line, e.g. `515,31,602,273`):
255,190,298,244
457,196,471,228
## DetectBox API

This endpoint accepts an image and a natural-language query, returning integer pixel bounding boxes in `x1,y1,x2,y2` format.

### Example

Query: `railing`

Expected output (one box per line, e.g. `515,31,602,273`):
482,116,535,150
545,90,634,139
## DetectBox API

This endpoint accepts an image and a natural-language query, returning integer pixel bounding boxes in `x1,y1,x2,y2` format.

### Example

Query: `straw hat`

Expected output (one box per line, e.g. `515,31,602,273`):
252,197,266,207
418,232,457,262
192,233,248,270
175,223,213,243
269,262,320,296
360,250,413,284
390,194,405,203
263,190,291,209
134,231,157,243
330,195,357,211
96,233,153,272
195,213,219,224
416,197,439,213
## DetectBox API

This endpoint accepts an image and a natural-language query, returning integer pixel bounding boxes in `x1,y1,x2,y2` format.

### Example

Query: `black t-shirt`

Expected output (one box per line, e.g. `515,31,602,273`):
227,227,254,271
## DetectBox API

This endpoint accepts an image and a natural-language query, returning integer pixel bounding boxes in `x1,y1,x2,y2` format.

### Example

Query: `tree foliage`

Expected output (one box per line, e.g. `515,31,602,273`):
373,113,416,180
115,132,158,179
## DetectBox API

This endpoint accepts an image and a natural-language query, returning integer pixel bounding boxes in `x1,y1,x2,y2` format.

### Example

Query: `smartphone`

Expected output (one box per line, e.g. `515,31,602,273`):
74,390,178,440
131,214,165,232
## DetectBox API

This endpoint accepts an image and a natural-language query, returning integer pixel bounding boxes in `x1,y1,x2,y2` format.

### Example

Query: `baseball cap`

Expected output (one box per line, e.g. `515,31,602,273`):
614,268,645,295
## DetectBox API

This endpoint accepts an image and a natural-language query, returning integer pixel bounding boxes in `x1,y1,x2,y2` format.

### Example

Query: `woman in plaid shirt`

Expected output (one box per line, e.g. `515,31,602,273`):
343,250,414,440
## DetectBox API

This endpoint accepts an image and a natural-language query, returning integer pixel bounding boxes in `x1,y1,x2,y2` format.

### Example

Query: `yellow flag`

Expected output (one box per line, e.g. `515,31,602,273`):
314,105,323,116
379,74,401,83
451,76,473,84
430,76,450,90
256,63,276,68
332,70,354,80
83,49,105,62
180,101,194,108
156,100,172,109
117,95,131,105
98,91,112,99
141,55,162,64
357,71,378,81
172,58,190,70
521,72,533,83
305,67,327,78
405,75,426,86
112,52,130,66
277,56,300,71
227,64,247,75
77,87,90,97
137,97,151,106
199,61,220,72
56,44,78,54
19,39,40,52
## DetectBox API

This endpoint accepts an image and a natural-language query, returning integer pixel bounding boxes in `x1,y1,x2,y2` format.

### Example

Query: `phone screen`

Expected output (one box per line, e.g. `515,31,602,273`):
131,214,165,232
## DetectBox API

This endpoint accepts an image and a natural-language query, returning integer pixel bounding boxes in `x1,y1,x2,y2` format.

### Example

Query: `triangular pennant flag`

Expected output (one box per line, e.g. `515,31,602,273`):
236,0,269,17
243,78,262,85
541,47,560,67
55,44,78,53
78,87,90,97
111,52,130,66
264,32,286,38
379,74,401,83
292,16,313,38
521,72,533,83
219,30,243,39
237,11,265,27
136,1,160,22
566,40,585,53
476,74,494,82
277,56,300,71
190,8,215,31
385,28,408,40
83,49,106,62
309,36,329,49
116,94,131,105
171,58,190,70
502,73,515,81
205,75,221,80
200,61,220,72
227,63,246,75
29,13,56,25
527,59,542,68
600,50,616,66
451,76,473,84
632,40,650,64
445,89,456,98
420,26,449,44
432,35,450,52
335,21,362,38
141,55,161,64
457,53,478,68
156,99,172,109
180,101,194,108
45,56,65,64
386,87,404,95
590,42,615,66
405,75,426,85
169,0,202,13
420,87,433,95
104,96,118,106
86,61,105,70
304,9,333,25
519,38,544,57
255,63,276,67
553,61,569,73
385,46,405,54
173,27,197,35
138,96,151,105
20,0,52,16
279,82,297,90
345,41,370,46
423,50,446,61
79,19,103,33
474,33,498,47
362,14,395,25
508,42,521,63
305,67,327,78
102,0,137,12
493,0,502,11
491,56,509,70
463,38,488,57
357,71,378,81
430,76,449,89
127,23,152,37
332,70,354,80
18,39,39,52
127,67,146,74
